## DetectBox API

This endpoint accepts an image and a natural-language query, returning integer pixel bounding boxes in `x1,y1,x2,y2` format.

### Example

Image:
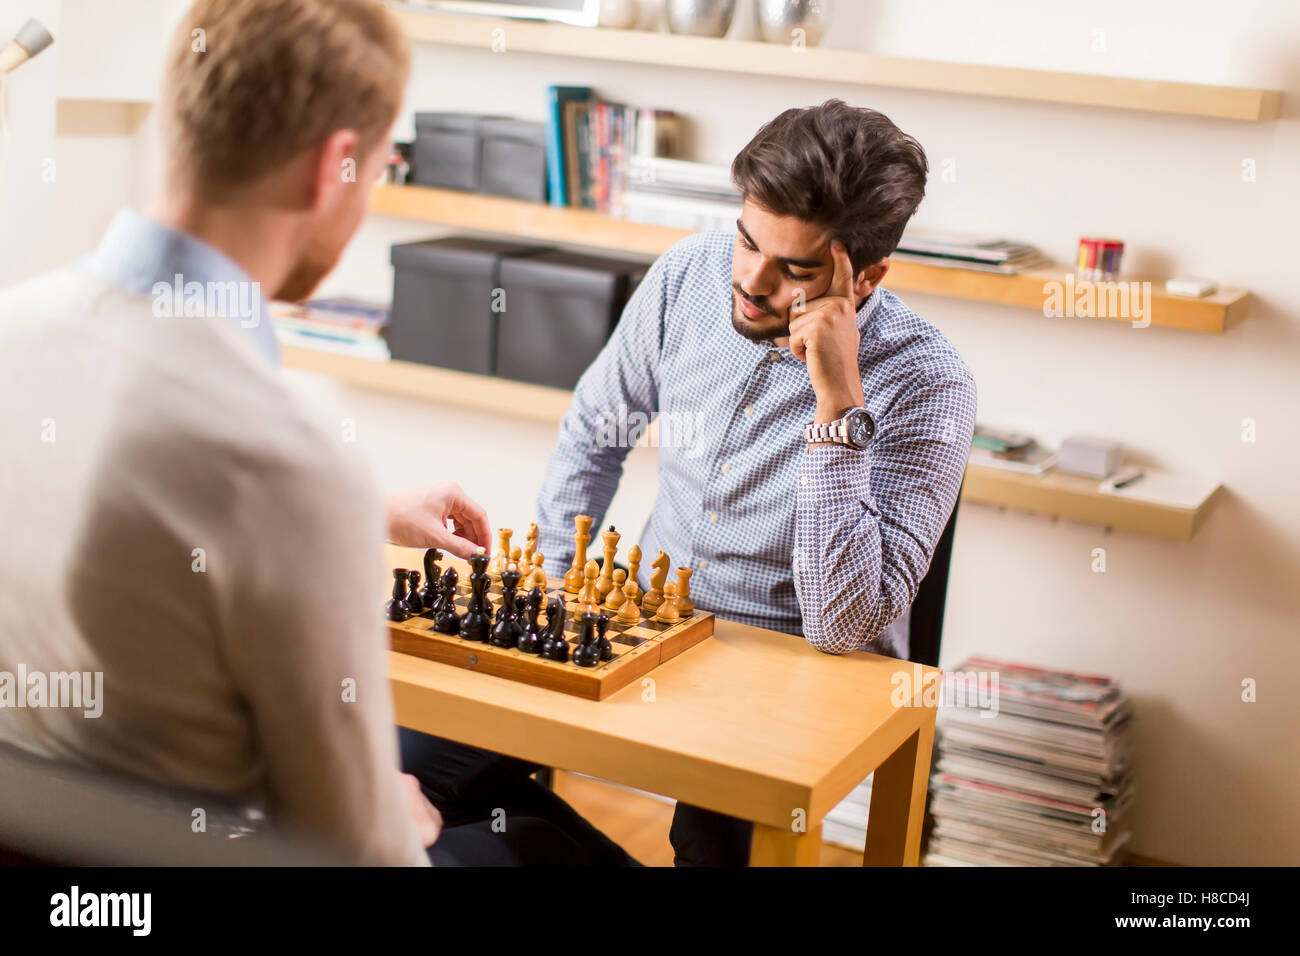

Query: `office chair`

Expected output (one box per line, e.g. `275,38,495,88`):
0,741,339,866
907,491,962,668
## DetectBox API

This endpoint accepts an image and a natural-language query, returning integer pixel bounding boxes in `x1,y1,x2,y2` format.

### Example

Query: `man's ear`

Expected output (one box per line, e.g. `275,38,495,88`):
855,258,890,297
308,128,362,212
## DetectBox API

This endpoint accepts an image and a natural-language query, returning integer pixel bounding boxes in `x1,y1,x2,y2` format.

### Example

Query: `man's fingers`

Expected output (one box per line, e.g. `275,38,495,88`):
450,497,492,551
827,239,855,300
435,525,483,560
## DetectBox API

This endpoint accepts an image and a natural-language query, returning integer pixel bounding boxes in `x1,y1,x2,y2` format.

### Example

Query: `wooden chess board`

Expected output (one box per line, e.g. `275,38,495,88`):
388,574,714,701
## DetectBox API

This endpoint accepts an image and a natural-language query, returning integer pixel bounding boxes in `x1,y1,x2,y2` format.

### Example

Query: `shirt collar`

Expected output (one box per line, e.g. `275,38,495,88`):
80,207,280,366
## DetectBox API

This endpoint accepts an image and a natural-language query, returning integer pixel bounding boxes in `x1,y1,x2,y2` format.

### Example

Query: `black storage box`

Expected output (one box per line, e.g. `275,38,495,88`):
388,237,544,375
411,113,490,190
479,118,548,202
496,250,646,389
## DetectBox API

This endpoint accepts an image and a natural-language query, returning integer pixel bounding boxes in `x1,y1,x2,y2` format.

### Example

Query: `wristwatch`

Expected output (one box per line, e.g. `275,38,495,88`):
803,407,875,449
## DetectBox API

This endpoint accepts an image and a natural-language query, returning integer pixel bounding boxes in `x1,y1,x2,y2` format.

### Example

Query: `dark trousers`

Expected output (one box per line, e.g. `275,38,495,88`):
400,727,640,866
399,728,754,866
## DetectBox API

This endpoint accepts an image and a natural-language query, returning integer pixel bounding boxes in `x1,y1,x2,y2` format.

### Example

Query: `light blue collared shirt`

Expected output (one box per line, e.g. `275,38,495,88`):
79,208,280,366
535,230,978,659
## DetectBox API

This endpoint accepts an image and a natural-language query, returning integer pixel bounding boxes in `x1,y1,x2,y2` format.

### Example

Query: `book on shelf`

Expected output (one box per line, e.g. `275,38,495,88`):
896,231,1046,274
271,297,391,362
545,86,591,208
622,155,743,232
546,85,683,215
968,443,1057,476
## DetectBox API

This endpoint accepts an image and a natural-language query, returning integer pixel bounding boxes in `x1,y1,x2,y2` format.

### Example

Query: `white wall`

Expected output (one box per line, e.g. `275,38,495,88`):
7,0,1299,865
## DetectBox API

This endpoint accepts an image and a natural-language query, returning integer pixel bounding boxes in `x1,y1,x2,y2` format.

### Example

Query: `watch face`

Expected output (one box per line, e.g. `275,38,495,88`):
846,409,875,448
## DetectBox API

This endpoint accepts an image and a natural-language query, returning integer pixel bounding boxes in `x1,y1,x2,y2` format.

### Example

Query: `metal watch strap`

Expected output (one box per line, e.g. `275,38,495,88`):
803,419,846,445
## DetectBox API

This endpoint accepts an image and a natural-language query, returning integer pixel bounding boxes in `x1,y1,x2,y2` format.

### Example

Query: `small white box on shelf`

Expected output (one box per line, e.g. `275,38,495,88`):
1058,436,1122,479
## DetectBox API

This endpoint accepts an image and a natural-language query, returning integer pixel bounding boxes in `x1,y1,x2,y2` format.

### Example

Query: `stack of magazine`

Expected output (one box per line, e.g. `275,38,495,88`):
271,297,391,362
924,656,1135,867
895,232,1045,274
968,423,1057,476
621,156,743,233
821,775,873,851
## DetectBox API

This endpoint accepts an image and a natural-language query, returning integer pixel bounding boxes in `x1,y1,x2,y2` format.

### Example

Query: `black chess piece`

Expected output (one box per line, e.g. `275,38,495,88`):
458,551,492,642
572,613,600,668
595,613,613,662
429,566,458,618
418,548,442,608
386,568,411,622
433,574,461,634
540,597,569,662
405,570,424,614
489,567,522,648
516,587,544,654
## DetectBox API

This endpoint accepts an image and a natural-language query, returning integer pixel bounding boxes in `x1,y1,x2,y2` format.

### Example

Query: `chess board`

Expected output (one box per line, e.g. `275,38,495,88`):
388,573,714,701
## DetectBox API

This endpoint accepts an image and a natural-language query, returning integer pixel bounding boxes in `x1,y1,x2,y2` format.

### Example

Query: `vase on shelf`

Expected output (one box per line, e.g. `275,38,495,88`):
754,0,830,47
665,0,737,37
598,0,642,29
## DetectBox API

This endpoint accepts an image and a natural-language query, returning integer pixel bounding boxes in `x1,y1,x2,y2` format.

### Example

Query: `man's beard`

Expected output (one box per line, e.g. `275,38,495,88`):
275,247,337,303
730,286,788,343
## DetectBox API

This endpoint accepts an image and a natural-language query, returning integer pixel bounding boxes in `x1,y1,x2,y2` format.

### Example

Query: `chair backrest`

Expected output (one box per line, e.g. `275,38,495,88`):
907,492,961,668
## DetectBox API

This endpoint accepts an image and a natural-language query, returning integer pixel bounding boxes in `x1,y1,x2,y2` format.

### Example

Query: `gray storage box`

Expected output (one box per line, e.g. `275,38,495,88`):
479,118,548,202
388,238,545,374
496,250,646,389
411,113,490,190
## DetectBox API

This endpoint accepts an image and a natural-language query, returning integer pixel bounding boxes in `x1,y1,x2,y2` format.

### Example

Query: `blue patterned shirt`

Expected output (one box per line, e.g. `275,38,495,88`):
535,230,977,659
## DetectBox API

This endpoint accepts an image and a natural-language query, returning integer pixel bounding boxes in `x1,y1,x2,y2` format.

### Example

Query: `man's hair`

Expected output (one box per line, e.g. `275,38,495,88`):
162,0,410,199
731,100,928,270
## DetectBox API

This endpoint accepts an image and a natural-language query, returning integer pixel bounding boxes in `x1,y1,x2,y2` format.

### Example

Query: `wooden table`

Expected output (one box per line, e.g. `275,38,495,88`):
385,546,939,866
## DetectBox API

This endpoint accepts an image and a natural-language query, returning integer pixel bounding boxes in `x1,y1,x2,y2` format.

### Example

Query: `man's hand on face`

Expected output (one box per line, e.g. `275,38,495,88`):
385,482,492,559
788,239,867,423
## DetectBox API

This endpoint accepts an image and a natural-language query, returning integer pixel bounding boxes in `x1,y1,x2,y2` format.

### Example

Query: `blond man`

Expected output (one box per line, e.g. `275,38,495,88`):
0,0,485,864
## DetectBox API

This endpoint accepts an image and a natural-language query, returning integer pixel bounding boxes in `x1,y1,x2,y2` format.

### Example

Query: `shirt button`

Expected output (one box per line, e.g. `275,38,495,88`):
800,475,810,486
743,404,755,417
708,511,719,523
698,559,709,570
768,352,780,363
720,461,731,473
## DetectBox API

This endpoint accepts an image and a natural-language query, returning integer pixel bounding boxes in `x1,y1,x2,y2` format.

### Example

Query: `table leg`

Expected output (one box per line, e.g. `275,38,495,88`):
863,715,935,866
748,821,823,866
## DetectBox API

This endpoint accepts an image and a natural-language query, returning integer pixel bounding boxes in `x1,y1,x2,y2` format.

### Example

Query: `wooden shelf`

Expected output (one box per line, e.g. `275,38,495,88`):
370,181,677,257
962,464,1219,541
284,346,1219,540
371,184,1250,333
389,8,1282,122
281,345,573,425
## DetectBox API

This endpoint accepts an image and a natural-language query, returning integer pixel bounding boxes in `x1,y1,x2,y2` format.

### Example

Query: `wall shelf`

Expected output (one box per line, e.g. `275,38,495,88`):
281,345,573,425
389,7,1282,122
962,464,1219,541
371,184,1250,333
283,346,1219,540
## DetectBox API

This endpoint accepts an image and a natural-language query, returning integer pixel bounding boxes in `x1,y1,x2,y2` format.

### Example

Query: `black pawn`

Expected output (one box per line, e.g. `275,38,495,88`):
572,613,600,668
433,575,460,634
540,597,569,662
386,568,411,622
405,570,424,614
430,566,458,617
418,548,442,608
458,551,492,642
516,588,545,654
489,567,522,648
595,613,613,662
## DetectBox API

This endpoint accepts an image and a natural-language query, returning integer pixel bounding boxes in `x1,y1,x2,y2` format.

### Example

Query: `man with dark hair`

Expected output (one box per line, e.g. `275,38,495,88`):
404,100,978,865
